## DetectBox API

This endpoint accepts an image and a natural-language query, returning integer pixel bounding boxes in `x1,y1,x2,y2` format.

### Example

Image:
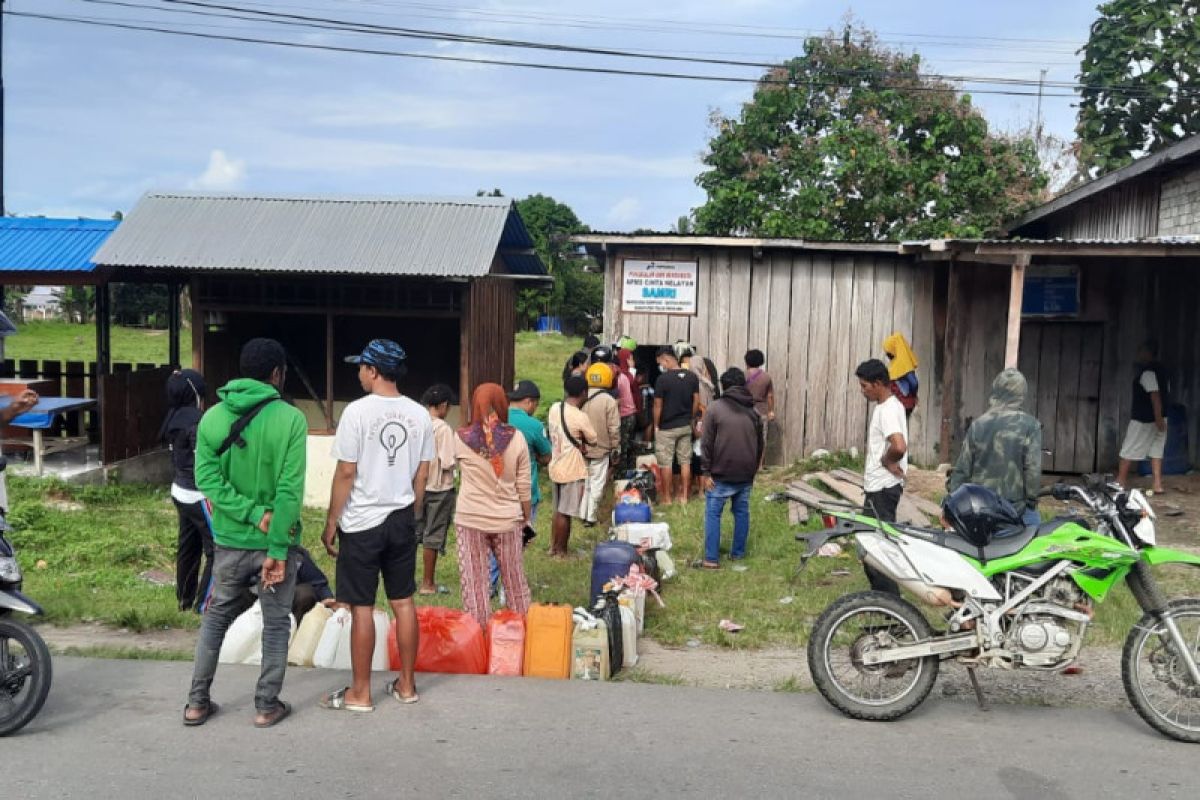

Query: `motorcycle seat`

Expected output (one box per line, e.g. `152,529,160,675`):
937,518,1077,562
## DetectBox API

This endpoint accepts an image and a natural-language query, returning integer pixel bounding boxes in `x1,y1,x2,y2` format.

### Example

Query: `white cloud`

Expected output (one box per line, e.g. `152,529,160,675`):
188,150,247,191
606,196,643,226
254,133,699,179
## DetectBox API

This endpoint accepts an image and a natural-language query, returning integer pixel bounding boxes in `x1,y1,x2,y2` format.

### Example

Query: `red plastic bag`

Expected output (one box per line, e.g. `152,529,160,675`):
403,606,487,675
487,610,526,676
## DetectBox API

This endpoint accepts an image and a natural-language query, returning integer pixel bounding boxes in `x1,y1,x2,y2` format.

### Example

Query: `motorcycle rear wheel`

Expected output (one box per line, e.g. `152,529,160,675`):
808,591,939,721
1122,599,1200,744
0,617,53,736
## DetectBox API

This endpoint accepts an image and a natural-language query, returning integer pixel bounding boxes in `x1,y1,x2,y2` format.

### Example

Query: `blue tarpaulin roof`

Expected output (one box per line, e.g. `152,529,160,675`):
0,217,120,274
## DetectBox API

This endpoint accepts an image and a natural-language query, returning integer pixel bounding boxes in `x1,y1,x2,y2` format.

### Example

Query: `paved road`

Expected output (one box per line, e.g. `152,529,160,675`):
6,657,1195,799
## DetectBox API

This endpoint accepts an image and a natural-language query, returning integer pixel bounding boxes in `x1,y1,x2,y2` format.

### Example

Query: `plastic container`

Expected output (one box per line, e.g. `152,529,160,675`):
618,590,646,634
313,607,353,670
590,541,641,603
218,602,263,665
523,604,574,679
414,606,488,675
614,522,672,551
613,503,652,526
239,610,296,667
571,621,610,680
486,610,526,676
592,593,624,677
618,605,638,668
288,603,332,666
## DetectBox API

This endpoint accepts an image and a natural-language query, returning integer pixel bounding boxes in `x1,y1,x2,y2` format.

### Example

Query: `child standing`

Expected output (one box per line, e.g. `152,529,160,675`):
418,384,457,595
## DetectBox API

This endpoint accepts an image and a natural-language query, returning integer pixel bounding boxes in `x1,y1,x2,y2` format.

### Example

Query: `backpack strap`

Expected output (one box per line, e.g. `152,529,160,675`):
216,397,280,456
559,402,583,451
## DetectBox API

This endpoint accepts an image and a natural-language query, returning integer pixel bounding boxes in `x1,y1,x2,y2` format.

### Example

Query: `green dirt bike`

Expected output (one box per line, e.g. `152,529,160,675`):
798,476,1200,743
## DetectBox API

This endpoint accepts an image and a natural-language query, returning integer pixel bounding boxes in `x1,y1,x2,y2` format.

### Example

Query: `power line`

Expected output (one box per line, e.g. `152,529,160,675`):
60,0,1186,99
13,9,1094,98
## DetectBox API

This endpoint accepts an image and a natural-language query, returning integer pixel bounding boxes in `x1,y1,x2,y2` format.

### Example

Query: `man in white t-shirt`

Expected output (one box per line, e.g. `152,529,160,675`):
856,358,908,595
320,339,433,713
1117,341,1169,494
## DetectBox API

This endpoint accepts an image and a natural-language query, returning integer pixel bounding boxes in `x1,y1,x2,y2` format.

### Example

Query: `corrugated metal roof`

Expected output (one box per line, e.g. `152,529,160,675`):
0,217,120,273
94,192,545,277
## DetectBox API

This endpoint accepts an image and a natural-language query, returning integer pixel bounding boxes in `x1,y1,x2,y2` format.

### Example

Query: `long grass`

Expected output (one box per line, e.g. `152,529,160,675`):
5,320,192,365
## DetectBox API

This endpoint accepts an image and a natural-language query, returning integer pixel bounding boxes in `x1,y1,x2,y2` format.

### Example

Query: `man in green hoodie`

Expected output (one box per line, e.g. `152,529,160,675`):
183,338,308,729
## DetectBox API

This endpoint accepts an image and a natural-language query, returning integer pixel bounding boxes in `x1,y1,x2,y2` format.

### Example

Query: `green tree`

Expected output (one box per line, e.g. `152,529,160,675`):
513,194,597,332
1076,0,1200,177
694,27,1046,240
59,286,94,324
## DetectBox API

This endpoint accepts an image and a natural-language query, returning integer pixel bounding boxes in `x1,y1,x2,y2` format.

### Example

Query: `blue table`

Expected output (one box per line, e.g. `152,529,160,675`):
0,396,97,475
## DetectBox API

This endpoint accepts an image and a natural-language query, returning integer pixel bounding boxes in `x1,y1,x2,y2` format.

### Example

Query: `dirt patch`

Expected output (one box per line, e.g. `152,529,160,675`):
637,639,1130,709
37,623,197,655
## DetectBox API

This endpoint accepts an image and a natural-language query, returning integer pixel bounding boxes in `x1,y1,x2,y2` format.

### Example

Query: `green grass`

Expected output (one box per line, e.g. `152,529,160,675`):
5,320,191,365
7,326,1192,656
11,469,1194,652
513,331,580,420
57,645,193,661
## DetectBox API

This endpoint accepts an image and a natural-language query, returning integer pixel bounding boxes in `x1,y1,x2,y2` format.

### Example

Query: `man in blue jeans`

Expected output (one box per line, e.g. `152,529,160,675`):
698,368,764,569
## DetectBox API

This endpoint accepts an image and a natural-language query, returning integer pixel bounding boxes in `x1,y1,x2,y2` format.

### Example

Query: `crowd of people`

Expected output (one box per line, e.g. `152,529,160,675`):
164,326,1165,725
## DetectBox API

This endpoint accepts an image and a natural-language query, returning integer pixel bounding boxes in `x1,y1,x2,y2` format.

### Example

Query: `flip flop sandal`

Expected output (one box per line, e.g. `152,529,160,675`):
386,678,419,705
254,700,294,728
182,701,219,727
319,687,375,713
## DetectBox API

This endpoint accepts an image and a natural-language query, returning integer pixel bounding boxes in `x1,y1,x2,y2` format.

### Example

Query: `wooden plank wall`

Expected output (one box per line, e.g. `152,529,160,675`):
100,366,173,463
603,246,942,465
1028,179,1161,240
461,277,516,419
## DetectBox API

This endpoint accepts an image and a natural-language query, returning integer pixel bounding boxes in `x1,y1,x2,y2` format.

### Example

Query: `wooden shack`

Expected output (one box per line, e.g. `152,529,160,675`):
575,235,947,466
95,192,546,501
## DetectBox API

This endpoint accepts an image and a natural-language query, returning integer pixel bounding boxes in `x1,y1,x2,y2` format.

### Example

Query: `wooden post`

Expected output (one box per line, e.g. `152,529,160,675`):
939,260,961,463
324,312,335,430
95,283,111,462
1004,255,1030,369
167,281,181,367
190,278,204,372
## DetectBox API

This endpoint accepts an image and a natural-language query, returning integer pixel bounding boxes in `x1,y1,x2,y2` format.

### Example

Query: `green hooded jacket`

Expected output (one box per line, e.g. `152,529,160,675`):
194,378,308,560
948,369,1043,512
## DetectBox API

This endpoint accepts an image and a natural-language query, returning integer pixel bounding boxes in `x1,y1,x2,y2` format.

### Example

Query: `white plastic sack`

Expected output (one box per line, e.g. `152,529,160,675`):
655,550,677,580
313,607,353,670
289,603,333,667
371,609,391,671
614,522,673,551
218,603,262,665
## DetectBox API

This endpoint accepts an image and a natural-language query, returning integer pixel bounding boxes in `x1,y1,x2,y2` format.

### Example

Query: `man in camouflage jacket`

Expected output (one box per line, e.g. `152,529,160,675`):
948,368,1043,526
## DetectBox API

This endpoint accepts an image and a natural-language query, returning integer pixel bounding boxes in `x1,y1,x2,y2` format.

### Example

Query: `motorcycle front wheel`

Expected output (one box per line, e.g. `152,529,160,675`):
1122,599,1200,744
807,590,939,721
0,617,53,736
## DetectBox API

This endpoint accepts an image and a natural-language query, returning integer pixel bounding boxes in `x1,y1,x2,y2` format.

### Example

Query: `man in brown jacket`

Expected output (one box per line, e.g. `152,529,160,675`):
698,368,763,568
581,362,621,526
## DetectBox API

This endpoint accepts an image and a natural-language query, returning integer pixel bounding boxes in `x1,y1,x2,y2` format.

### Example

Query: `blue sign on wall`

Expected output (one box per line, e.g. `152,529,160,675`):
1022,265,1080,317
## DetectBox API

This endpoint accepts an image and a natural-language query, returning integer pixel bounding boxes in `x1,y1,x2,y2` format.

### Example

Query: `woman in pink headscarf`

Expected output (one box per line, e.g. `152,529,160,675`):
453,383,533,629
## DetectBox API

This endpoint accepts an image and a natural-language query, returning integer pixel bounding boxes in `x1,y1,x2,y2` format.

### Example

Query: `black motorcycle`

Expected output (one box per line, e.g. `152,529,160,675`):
0,458,52,736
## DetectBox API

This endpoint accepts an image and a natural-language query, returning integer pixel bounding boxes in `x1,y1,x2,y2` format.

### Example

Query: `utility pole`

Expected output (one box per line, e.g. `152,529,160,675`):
1035,68,1047,150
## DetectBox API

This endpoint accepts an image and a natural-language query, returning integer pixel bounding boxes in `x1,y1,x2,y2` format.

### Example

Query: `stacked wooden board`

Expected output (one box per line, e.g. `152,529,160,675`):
783,468,942,527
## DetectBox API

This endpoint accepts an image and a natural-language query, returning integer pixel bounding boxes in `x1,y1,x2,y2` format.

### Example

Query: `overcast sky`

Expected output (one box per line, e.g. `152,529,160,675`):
6,0,1101,230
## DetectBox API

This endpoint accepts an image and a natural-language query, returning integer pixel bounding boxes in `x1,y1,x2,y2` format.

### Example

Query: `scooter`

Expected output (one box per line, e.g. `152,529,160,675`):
0,457,52,736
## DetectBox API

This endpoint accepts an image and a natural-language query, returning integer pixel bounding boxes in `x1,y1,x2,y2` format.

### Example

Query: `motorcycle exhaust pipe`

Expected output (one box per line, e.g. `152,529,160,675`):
863,554,957,607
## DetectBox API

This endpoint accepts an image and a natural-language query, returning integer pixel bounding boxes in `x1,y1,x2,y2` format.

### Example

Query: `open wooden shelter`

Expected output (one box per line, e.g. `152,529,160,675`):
94,192,547,435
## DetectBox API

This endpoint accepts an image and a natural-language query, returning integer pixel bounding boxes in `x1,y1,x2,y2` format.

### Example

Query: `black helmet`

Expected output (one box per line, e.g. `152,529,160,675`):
942,484,1023,547
590,345,615,364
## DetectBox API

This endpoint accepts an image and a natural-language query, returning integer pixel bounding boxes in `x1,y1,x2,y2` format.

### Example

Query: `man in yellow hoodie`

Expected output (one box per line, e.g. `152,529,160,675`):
183,338,308,729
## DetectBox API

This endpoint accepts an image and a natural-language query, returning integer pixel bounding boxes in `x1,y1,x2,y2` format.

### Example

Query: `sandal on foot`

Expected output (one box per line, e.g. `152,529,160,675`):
183,701,219,727
254,700,293,728
386,678,419,705
319,687,375,713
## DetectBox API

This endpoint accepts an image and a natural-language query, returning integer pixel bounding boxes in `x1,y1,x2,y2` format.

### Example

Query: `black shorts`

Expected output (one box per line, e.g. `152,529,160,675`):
335,507,418,605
